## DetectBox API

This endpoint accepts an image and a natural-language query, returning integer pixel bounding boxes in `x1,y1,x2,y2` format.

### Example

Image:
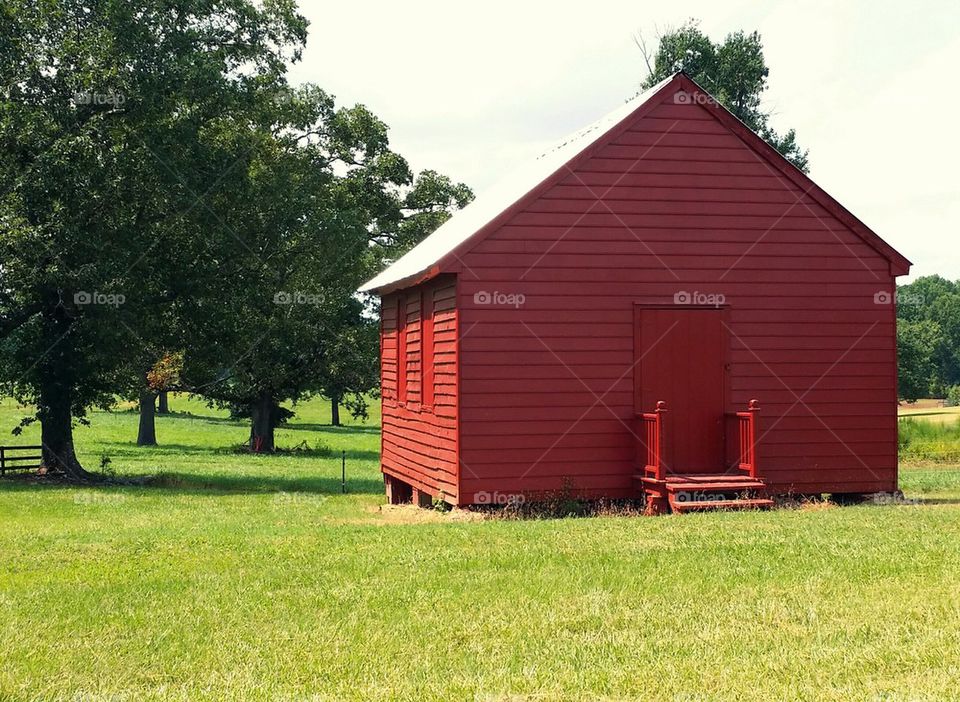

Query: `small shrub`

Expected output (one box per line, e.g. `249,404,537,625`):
287,440,333,457
549,478,585,517
946,386,960,407
432,491,451,513
98,454,115,477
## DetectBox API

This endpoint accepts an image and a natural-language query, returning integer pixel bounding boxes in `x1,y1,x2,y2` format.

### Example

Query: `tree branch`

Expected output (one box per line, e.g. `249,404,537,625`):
0,303,42,339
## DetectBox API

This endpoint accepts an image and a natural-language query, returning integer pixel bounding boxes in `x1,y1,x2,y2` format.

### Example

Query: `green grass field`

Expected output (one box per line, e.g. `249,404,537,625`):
3,397,960,701
899,405,960,428
899,404,960,465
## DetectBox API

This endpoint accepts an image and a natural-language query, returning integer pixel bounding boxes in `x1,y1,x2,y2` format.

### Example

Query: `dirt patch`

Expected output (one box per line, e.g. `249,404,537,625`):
798,500,837,512
773,495,836,511
372,504,487,525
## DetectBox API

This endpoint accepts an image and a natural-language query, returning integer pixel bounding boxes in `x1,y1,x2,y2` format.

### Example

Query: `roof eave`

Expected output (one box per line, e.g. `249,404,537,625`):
358,264,443,296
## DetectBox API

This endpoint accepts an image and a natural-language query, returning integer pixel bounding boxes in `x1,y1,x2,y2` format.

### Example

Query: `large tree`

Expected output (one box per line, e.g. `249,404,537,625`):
0,0,307,479
637,20,809,172
187,87,472,450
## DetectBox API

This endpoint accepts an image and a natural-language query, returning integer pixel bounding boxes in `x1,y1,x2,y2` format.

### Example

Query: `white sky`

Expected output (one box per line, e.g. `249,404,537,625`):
288,0,960,281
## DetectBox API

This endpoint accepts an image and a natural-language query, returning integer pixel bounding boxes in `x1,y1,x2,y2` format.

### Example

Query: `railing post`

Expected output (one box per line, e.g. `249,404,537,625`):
654,400,667,480
640,400,668,481
743,399,759,479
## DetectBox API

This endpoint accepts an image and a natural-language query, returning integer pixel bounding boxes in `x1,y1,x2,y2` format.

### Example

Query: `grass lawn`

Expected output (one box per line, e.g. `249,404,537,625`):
899,404,960,465
2,397,960,701
898,404,960,424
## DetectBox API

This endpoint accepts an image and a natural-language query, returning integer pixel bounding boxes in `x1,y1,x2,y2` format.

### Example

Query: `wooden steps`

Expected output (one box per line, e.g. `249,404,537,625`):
636,473,773,514
664,475,765,491
669,497,774,512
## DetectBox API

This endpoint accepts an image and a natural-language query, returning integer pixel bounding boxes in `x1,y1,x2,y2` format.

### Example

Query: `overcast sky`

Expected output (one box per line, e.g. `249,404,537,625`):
288,0,960,281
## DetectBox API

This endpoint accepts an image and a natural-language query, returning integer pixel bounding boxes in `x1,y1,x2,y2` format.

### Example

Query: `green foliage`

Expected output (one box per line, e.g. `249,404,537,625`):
897,319,942,401
0,1,471,466
380,169,475,259
899,417,960,464
432,491,452,512
947,386,960,407
896,276,960,398
152,80,470,440
640,20,809,172
0,0,310,473
316,311,380,423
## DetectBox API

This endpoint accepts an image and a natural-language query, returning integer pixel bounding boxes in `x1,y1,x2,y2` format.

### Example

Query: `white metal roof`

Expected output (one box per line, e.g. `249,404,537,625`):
359,74,677,293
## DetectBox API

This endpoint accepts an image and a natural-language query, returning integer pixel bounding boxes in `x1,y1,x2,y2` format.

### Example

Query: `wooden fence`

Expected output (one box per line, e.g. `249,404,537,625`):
0,446,43,475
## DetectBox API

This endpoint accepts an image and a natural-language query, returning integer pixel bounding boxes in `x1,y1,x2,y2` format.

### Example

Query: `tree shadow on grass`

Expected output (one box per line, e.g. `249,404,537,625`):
137,471,385,496
146,409,381,435
113,409,240,425
92,443,239,458
911,497,960,505
285,423,380,435
0,470,385,497
88,442,380,462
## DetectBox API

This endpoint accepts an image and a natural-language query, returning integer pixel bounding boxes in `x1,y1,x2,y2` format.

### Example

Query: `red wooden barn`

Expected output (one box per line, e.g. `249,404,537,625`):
359,72,911,513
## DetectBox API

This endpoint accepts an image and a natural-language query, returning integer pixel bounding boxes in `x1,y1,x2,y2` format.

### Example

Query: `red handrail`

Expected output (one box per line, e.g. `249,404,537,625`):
639,400,667,481
735,399,760,478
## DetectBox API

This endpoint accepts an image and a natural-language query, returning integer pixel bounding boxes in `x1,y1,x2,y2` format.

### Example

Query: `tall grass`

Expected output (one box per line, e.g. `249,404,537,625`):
899,416,960,464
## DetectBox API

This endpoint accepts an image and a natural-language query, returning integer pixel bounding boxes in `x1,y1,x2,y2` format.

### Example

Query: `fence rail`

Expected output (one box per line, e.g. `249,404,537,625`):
0,445,43,475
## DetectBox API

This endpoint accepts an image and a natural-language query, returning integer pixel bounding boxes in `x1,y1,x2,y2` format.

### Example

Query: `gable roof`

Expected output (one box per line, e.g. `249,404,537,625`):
360,73,910,293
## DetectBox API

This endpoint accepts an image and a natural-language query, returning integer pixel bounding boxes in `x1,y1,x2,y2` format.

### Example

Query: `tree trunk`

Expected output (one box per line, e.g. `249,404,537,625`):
137,386,158,446
331,394,341,427
157,391,169,414
38,376,95,482
249,391,276,453
37,301,95,482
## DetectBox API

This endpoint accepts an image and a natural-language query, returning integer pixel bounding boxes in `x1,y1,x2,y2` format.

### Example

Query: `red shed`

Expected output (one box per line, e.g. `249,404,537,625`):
360,72,911,513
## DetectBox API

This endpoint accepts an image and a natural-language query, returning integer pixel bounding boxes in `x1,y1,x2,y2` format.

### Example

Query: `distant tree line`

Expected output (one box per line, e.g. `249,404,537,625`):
0,0,471,480
897,276,960,402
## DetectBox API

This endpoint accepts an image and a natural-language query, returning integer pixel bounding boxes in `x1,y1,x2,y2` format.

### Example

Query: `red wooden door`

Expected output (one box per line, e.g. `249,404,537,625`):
635,307,728,473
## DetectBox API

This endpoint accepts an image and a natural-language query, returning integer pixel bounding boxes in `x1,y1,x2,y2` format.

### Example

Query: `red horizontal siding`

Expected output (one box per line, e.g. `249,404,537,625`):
380,276,458,500
485,224,871,243
454,89,898,501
